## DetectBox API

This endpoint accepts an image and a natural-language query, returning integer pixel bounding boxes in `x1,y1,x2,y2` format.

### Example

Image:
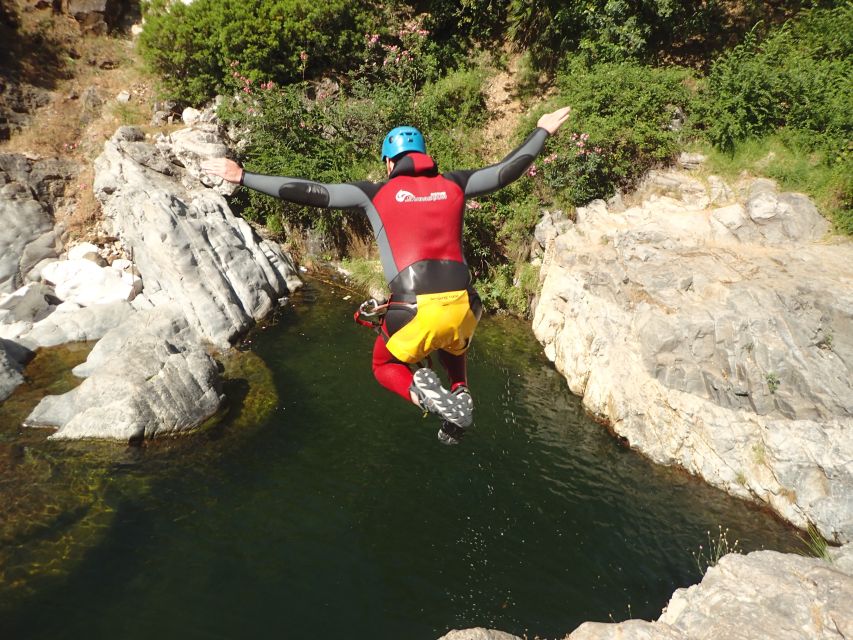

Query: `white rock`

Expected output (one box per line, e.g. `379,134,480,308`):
111,258,133,271
67,242,101,260
533,174,853,541
18,301,135,349
565,546,853,640
182,107,202,125
93,126,302,346
41,258,137,306
25,306,222,441
116,90,131,103
0,283,53,323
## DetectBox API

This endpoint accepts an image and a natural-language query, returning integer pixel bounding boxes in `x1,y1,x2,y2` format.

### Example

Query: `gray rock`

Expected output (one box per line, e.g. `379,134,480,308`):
745,180,829,243
0,154,74,293
93,125,301,346
533,175,853,541
438,630,522,640
534,209,572,251
18,300,134,349
677,152,706,170
24,306,223,441
62,0,121,34
72,303,195,378
0,339,24,402
566,546,853,640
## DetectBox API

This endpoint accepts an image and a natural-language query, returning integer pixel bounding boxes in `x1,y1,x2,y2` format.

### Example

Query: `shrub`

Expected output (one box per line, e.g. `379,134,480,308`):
218,64,489,236
532,57,695,204
506,0,726,67
139,0,378,105
700,5,852,160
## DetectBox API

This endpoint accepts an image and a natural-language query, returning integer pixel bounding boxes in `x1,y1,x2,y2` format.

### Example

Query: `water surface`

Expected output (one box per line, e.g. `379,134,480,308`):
0,280,799,639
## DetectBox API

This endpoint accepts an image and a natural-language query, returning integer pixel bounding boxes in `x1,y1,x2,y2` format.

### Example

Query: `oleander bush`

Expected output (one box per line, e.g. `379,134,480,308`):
218,65,489,237
525,57,696,205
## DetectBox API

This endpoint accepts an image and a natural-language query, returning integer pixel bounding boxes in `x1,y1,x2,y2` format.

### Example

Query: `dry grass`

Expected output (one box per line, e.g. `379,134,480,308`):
1,2,162,235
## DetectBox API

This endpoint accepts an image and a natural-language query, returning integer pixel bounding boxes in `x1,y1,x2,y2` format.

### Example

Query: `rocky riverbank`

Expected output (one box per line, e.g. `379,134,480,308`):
0,113,301,439
442,543,853,640
532,166,852,543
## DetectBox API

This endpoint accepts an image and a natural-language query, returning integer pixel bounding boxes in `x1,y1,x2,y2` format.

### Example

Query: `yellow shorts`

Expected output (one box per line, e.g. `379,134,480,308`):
385,290,480,364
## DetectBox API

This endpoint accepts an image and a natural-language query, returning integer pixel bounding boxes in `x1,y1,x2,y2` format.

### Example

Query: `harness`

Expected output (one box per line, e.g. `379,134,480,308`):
353,298,389,330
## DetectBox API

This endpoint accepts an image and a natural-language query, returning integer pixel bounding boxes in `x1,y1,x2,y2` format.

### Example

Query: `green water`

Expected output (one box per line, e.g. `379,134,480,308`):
0,280,800,639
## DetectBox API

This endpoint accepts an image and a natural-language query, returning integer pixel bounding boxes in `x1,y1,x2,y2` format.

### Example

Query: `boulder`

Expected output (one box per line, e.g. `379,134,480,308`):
17,300,134,348
24,306,223,441
533,177,853,541
93,125,301,347
61,0,121,34
438,630,522,640
40,258,140,306
566,545,853,640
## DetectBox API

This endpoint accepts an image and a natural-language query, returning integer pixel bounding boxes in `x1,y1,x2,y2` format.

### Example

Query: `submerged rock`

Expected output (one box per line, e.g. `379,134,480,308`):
533,177,853,541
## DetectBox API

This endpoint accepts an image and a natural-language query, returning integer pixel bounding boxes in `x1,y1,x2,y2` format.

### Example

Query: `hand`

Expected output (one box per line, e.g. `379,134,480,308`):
200,157,244,184
537,106,572,135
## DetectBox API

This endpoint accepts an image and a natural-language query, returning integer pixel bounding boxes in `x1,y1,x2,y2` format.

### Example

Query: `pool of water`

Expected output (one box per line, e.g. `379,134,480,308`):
0,279,800,639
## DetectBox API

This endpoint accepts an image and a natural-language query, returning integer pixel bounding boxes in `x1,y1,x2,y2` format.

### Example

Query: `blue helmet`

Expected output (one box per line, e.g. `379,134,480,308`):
381,126,426,161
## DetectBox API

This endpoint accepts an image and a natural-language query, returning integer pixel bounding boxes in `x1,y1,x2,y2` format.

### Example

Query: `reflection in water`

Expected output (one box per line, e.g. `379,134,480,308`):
0,280,799,639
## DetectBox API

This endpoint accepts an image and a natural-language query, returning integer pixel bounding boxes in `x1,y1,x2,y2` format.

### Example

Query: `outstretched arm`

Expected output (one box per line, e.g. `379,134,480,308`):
446,106,572,198
201,158,371,209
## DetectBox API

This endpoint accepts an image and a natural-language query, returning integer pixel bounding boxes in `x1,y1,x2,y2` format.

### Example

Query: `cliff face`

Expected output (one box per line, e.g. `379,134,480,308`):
532,169,853,542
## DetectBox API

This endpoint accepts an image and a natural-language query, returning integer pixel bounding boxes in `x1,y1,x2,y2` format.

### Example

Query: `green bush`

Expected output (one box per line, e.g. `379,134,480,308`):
139,0,377,105
532,57,695,204
506,0,726,67
218,65,489,234
700,5,852,160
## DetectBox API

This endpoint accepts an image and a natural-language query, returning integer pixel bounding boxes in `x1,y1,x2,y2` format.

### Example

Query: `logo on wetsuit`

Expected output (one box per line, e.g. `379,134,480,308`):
395,189,448,203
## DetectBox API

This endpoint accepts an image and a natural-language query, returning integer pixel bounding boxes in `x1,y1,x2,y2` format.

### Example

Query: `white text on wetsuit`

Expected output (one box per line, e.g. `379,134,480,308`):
395,189,448,203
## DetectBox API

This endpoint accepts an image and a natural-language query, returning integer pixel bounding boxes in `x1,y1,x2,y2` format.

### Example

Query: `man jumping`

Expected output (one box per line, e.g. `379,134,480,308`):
202,106,571,444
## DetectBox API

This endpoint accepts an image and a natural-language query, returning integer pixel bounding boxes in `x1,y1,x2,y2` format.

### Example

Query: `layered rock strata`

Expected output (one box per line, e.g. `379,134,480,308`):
94,125,301,347
532,172,853,542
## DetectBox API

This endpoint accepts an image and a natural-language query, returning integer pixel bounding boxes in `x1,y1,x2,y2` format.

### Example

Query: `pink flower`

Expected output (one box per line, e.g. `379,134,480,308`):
300,51,308,62
543,153,558,164
593,146,602,154
527,164,538,177
466,200,481,210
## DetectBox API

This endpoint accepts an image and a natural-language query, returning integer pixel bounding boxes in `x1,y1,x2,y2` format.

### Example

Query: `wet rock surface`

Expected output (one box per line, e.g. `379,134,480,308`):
25,305,223,441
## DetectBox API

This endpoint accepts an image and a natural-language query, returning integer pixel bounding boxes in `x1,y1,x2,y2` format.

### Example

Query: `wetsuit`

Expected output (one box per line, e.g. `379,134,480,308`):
241,127,549,400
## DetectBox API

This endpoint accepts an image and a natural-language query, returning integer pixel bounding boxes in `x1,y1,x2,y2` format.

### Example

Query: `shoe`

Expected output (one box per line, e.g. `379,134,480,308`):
411,368,473,427
437,420,465,445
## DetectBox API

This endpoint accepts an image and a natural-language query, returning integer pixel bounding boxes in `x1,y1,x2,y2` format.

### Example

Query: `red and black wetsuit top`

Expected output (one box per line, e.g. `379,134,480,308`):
241,128,549,297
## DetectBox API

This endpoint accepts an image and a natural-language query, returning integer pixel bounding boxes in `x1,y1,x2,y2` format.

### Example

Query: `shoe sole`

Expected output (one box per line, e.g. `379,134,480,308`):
413,368,473,427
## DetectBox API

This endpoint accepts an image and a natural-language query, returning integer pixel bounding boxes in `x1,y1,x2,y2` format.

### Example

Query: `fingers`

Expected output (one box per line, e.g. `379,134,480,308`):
200,157,242,183
537,105,573,134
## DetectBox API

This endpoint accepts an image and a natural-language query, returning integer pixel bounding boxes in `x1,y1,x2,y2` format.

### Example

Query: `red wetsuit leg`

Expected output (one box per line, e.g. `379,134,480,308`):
372,334,414,401
438,349,468,391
